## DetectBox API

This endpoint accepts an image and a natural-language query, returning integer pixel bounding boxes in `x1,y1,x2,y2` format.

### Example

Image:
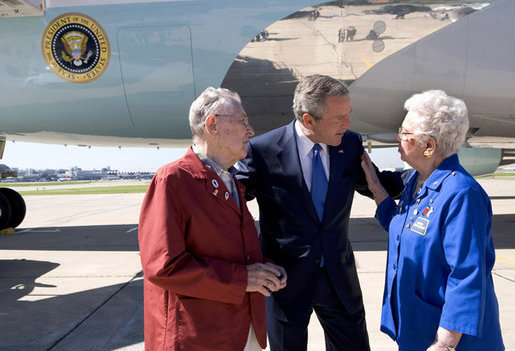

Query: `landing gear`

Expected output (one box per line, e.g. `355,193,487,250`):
0,187,26,233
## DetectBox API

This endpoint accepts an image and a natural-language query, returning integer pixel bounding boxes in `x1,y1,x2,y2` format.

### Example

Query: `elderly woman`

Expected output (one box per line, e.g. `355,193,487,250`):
361,90,504,351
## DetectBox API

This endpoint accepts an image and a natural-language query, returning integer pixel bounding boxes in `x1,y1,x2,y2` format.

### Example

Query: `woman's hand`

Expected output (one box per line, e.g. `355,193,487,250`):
361,152,389,205
426,327,461,351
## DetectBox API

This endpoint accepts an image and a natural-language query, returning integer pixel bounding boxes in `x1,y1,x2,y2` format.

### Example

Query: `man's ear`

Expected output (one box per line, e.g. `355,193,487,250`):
301,113,316,131
204,114,218,136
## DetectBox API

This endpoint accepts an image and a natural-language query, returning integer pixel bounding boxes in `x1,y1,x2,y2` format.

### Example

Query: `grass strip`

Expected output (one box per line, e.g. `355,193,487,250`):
492,173,515,177
1,181,92,187
19,185,149,195
477,173,515,179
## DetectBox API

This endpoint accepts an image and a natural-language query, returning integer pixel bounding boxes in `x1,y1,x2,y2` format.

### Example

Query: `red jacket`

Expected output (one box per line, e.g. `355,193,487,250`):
138,147,266,350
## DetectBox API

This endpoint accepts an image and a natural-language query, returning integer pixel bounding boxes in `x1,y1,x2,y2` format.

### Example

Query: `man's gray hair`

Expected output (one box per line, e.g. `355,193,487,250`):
293,74,349,122
405,90,469,158
189,87,242,139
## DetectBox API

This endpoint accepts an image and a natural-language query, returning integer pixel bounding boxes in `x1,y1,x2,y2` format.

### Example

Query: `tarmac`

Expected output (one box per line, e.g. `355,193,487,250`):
0,178,514,350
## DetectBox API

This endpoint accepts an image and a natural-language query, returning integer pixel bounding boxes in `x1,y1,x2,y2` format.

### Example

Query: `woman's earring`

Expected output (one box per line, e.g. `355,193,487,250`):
423,150,431,159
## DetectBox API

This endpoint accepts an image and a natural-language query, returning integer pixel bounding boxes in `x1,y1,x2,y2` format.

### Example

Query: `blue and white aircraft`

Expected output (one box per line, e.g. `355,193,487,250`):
0,0,514,230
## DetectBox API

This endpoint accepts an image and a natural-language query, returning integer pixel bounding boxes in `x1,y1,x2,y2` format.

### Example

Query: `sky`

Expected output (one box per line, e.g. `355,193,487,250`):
1,141,188,172
0,141,404,172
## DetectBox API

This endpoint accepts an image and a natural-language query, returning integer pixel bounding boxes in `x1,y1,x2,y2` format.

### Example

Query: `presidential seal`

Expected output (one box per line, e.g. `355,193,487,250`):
41,13,110,83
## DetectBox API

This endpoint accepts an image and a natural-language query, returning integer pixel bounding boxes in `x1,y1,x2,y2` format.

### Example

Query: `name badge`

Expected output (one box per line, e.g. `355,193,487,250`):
411,217,429,236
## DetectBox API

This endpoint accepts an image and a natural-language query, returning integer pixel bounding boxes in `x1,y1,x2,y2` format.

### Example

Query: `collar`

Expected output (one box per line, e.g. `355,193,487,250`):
294,120,328,157
192,144,237,177
415,154,460,191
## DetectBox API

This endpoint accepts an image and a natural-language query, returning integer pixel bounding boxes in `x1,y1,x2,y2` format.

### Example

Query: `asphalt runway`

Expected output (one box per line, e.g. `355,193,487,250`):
0,178,514,350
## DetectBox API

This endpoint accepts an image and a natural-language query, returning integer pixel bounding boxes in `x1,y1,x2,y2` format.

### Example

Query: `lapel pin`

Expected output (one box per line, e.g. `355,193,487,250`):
212,179,219,188
338,149,344,153
225,192,230,200
212,189,218,196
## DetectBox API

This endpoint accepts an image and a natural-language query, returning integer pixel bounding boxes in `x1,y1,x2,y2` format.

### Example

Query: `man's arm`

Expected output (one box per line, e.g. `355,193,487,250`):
236,142,263,201
140,171,286,302
349,133,406,200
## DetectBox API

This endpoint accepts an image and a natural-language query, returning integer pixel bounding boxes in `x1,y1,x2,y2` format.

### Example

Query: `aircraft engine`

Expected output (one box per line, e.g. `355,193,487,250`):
457,147,503,177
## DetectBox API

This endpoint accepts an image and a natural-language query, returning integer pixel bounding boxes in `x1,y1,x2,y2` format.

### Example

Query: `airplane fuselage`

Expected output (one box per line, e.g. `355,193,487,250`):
0,0,313,147
1,0,514,149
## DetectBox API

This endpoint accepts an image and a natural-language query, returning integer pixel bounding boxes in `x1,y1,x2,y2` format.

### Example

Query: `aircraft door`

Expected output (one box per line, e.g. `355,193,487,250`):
118,25,195,140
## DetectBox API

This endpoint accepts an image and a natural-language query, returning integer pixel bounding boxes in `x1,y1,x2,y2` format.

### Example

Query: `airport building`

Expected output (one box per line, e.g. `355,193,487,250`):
2,167,154,182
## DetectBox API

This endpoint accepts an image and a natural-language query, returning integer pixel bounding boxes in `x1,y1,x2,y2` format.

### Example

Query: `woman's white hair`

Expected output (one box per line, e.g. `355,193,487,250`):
189,87,242,140
405,90,469,158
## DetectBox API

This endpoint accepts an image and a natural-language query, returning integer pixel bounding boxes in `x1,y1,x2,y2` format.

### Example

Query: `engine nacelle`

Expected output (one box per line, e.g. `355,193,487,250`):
458,147,502,176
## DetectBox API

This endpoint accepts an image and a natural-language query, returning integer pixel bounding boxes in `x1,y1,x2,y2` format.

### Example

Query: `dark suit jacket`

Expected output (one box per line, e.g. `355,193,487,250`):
237,121,402,322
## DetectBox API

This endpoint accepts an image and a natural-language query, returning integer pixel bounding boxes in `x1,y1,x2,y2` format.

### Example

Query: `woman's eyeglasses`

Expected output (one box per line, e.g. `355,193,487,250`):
398,127,415,140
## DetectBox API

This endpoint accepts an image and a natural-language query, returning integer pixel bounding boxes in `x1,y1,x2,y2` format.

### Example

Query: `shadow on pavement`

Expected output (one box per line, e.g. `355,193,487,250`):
0,258,143,350
348,214,515,251
1,212,512,350
1,224,139,251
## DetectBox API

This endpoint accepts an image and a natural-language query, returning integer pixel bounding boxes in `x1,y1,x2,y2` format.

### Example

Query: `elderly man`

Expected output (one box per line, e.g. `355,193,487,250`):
138,87,287,351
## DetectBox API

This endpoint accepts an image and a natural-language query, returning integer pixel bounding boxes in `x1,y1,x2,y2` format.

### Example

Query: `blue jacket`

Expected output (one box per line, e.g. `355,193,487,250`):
376,154,504,351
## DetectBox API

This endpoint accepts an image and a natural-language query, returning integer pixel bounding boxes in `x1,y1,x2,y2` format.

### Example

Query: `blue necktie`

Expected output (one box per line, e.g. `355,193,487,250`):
311,144,328,221
230,178,240,209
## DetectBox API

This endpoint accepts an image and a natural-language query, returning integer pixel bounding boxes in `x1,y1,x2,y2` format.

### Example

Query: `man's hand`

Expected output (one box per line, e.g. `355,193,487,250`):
246,262,287,296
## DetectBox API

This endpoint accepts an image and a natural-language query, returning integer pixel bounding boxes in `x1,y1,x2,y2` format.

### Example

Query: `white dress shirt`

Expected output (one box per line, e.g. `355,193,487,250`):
294,120,330,191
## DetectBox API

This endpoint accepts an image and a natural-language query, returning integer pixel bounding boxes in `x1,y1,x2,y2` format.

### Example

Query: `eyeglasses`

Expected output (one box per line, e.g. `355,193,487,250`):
398,127,416,140
215,114,251,128
398,127,437,143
